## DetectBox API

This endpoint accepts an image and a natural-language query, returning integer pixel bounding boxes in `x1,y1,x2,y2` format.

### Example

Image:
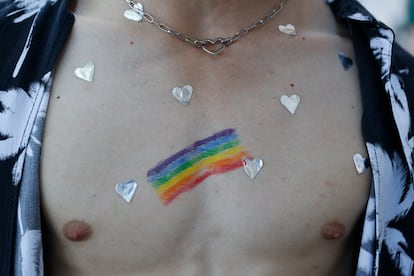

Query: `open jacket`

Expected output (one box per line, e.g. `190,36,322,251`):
1,0,414,274
329,0,414,274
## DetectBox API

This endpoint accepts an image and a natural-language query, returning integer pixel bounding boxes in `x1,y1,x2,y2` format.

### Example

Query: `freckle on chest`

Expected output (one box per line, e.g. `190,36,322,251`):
62,220,92,242
320,222,346,240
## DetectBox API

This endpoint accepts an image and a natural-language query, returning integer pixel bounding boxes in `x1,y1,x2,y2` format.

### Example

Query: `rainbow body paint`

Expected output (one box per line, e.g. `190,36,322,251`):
147,129,251,205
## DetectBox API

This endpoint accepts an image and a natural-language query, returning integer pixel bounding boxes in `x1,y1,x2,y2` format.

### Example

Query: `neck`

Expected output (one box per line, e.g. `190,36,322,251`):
75,0,337,38
145,0,284,35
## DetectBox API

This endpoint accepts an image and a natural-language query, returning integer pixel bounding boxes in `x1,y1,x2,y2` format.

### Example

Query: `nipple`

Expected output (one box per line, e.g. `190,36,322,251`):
320,222,346,240
62,220,92,242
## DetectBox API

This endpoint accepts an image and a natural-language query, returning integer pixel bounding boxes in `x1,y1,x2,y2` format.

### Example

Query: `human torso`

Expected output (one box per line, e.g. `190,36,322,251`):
40,2,370,275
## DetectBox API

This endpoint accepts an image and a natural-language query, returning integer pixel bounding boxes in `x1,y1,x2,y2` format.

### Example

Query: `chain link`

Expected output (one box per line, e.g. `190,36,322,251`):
125,0,286,55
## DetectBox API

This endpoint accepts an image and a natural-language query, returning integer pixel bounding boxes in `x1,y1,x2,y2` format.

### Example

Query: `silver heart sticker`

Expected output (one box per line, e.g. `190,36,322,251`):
280,94,301,115
74,62,95,82
353,153,369,175
124,3,144,22
114,180,138,203
243,158,264,180
278,24,297,36
172,85,193,106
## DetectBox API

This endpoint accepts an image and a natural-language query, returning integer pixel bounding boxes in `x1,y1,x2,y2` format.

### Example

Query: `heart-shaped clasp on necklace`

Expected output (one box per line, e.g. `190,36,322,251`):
200,39,226,55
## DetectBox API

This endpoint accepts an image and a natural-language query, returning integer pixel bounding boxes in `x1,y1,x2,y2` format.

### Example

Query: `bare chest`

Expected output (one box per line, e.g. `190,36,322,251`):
40,21,370,275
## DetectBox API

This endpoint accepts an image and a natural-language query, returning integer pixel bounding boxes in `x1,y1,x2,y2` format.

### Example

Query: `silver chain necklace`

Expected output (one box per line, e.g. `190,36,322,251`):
125,0,287,55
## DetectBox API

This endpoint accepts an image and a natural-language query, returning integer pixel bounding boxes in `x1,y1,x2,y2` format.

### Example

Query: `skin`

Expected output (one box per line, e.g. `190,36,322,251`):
40,0,371,275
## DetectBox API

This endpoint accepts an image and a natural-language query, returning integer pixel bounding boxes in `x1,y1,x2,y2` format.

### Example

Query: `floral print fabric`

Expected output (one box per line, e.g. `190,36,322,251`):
329,0,414,274
0,0,73,275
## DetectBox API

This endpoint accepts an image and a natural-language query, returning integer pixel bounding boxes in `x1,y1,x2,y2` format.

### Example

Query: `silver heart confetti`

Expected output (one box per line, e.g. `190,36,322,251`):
172,85,193,106
74,62,95,82
280,94,301,115
114,180,138,203
278,24,297,36
338,52,353,70
123,3,144,22
243,158,264,180
353,153,369,175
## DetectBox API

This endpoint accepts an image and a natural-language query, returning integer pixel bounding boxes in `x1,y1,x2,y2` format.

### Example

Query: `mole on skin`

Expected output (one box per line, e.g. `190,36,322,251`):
320,222,346,240
62,220,92,242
